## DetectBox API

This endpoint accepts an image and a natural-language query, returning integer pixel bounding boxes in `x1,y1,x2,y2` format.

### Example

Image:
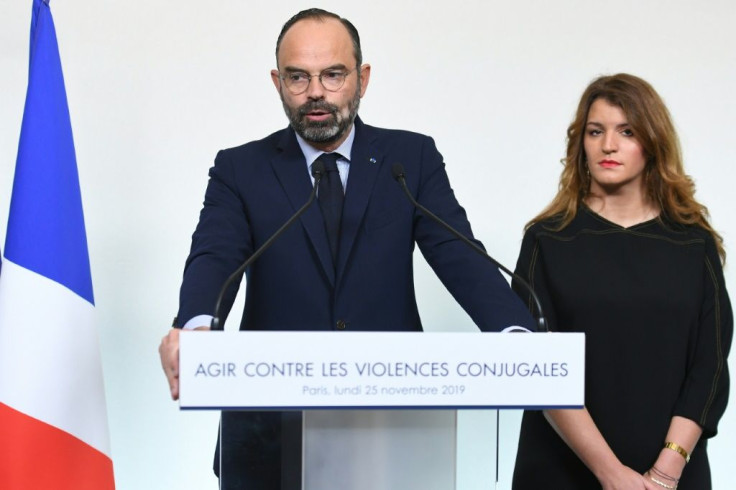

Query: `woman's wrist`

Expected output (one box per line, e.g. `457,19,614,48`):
647,465,680,489
651,448,686,480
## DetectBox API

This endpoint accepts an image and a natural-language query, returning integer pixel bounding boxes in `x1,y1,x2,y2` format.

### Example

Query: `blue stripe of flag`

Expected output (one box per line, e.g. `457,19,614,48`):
4,0,94,305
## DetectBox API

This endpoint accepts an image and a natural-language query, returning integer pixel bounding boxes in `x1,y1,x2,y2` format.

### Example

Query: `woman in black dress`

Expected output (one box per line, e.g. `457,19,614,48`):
511,74,732,489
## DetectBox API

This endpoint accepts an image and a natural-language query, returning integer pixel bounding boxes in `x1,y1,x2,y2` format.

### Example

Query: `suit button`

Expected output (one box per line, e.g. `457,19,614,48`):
336,320,347,330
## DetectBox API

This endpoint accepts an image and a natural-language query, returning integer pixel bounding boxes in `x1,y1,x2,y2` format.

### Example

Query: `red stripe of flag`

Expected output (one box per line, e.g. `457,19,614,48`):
0,403,114,490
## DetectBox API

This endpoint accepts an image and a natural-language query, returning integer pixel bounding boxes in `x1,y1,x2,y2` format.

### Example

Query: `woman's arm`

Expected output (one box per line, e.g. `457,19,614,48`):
672,236,732,436
544,408,655,489
642,415,702,486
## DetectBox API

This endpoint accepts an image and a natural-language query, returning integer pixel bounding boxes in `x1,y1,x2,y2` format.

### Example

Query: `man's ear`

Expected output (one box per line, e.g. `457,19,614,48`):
270,69,282,93
358,64,371,98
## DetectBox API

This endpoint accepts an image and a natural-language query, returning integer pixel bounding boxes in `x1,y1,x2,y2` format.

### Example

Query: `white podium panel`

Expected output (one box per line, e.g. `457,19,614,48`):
180,331,585,409
303,410,456,490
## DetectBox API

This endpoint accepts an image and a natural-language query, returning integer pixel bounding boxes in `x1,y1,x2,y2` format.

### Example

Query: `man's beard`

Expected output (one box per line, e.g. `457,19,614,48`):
281,87,361,144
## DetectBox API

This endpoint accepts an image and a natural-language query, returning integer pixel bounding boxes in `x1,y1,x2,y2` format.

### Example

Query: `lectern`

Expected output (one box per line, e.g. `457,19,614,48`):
180,331,584,489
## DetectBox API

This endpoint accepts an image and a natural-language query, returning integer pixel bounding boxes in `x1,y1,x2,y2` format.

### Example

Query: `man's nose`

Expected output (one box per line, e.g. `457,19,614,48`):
305,75,326,100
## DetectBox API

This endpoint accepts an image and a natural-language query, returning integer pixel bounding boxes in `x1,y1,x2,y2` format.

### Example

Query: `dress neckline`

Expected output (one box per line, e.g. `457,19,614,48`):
581,204,660,230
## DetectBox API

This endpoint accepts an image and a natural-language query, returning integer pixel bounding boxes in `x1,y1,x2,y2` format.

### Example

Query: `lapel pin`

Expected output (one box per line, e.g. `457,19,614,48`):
369,157,377,164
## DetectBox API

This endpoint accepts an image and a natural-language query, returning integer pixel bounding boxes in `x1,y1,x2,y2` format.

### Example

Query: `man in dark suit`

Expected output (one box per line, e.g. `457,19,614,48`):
159,7,535,488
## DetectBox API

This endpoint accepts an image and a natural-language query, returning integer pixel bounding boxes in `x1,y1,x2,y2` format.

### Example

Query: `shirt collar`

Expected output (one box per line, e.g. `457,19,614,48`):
295,124,356,166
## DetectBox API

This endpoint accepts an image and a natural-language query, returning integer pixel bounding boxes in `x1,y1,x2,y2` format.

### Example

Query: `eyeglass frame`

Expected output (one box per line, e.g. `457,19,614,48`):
278,66,358,95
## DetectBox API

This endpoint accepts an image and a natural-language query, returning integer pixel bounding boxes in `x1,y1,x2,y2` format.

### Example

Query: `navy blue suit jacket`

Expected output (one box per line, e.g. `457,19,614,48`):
177,117,534,332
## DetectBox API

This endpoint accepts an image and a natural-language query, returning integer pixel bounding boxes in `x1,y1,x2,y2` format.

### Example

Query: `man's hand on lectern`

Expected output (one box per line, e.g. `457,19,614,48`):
159,326,209,400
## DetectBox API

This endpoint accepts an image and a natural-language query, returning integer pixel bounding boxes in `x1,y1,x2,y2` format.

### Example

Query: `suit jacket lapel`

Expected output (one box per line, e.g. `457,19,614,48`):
337,119,384,283
271,128,335,286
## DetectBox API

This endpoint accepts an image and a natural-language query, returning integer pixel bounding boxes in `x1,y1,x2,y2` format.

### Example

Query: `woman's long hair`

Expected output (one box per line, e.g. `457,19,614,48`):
528,73,725,263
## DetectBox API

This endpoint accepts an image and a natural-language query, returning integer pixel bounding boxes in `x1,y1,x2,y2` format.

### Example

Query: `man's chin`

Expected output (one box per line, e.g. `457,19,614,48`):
297,124,341,144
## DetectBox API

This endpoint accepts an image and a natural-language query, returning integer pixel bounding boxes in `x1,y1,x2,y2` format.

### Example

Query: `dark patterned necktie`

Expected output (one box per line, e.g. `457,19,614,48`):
316,153,344,264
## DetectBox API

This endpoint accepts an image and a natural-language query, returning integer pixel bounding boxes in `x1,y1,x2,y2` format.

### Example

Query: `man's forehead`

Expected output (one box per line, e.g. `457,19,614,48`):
278,18,354,67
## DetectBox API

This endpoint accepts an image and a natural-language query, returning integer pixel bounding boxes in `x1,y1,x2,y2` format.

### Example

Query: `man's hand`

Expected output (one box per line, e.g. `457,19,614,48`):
159,326,209,400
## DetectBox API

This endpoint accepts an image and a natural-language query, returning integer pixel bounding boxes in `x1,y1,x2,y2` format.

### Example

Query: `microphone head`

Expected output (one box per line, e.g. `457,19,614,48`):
312,160,326,178
391,163,406,181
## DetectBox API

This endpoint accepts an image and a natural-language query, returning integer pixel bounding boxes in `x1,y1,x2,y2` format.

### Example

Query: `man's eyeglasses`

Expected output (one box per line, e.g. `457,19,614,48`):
279,68,357,95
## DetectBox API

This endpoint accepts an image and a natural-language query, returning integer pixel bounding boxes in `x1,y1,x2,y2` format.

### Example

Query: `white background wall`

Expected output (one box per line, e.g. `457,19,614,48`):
1,0,734,488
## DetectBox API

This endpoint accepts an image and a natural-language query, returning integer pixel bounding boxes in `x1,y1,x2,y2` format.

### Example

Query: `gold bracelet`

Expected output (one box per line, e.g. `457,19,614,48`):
651,465,679,483
663,441,690,463
649,474,677,489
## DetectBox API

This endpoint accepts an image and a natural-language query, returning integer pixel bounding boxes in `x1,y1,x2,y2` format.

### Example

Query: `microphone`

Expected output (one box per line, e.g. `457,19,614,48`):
210,161,326,330
391,163,547,332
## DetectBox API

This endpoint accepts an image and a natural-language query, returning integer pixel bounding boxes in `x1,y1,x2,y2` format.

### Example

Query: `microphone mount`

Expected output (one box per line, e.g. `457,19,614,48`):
391,163,548,332
210,161,326,330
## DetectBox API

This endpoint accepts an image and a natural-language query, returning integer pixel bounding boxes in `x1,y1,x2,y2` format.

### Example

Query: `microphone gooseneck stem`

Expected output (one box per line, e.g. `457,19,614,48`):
392,164,547,332
211,166,325,330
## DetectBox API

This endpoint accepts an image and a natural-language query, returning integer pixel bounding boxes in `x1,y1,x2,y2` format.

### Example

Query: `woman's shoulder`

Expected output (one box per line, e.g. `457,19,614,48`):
655,218,725,264
656,218,712,243
525,210,588,239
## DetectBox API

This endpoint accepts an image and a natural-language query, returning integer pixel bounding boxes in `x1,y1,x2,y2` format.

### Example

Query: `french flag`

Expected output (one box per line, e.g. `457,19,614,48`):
0,1,115,488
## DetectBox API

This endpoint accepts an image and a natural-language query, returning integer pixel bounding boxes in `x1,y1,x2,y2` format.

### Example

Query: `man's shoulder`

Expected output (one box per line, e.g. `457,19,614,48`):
359,120,434,144
356,121,440,163
217,127,290,159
